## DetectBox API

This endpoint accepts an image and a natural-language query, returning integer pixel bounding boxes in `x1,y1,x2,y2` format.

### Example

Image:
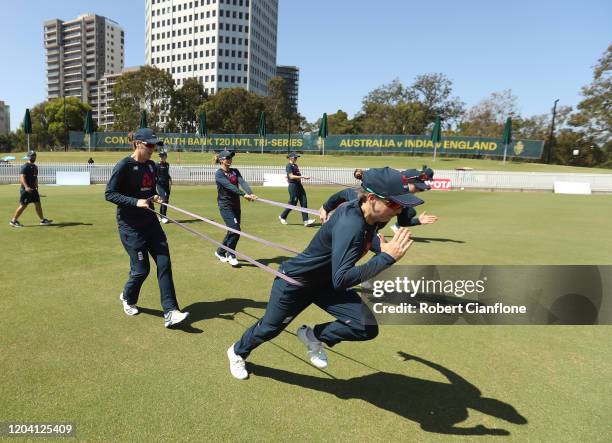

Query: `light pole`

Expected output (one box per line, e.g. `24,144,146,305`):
545,99,559,164
63,94,68,151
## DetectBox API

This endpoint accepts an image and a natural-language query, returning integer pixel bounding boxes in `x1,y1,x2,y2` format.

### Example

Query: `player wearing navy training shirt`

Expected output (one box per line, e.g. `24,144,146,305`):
156,150,172,224
105,128,189,329
213,150,257,268
278,152,316,227
9,150,52,227
227,167,423,380
318,167,438,230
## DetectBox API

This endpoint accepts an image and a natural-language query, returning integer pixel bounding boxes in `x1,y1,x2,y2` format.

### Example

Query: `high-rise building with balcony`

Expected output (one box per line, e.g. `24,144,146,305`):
145,0,278,101
0,101,10,134
276,65,298,114
44,13,124,124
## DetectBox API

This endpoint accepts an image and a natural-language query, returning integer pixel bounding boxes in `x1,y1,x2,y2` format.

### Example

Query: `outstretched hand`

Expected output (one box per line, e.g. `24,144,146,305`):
379,228,413,261
418,211,438,225
244,194,258,202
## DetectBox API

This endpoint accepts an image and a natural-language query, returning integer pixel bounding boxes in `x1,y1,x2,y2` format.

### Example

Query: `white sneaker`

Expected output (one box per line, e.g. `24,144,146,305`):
119,293,139,316
297,325,328,369
227,255,239,267
304,219,316,227
390,223,400,234
161,217,169,224
164,310,189,328
278,216,288,225
40,218,53,225
215,251,229,263
227,344,249,380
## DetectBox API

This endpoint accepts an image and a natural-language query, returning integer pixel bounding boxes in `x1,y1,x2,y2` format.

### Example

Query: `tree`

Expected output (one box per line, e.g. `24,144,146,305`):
264,76,292,133
12,98,93,149
169,78,208,132
358,74,464,135
45,97,93,148
570,44,611,144
327,110,358,134
459,89,519,137
362,78,410,106
408,73,466,127
0,133,16,152
110,66,174,131
200,88,266,133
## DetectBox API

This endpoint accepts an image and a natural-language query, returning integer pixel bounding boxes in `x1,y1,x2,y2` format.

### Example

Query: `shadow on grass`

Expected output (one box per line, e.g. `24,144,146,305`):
249,352,527,436
170,219,205,224
138,298,268,333
33,222,93,228
236,255,293,268
379,235,465,244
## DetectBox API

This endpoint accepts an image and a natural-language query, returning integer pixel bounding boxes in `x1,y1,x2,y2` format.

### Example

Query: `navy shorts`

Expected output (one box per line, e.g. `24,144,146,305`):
20,189,40,205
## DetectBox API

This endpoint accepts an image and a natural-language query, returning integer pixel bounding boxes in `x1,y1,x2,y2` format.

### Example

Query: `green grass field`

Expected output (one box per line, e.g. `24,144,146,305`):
6,150,612,173
1,185,611,441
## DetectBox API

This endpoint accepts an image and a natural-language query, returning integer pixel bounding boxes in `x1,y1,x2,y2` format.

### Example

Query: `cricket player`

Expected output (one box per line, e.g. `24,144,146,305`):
105,127,189,328
156,150,172,224
227,167,422,380
9,150,52,227
319,167,438,230
214,150,257,267
278,152,316,226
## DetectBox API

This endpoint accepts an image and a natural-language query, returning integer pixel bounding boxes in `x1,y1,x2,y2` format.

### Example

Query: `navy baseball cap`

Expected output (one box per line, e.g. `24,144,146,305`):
403,168,431,191
159,150,168,157
27,150,37,158
287,152,300,159
133,128,163,145
361,167,424,208
218,150,235,160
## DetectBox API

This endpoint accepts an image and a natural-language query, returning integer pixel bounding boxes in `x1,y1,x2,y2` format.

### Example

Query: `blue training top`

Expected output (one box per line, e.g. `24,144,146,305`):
105,156,158,228
286,162,303,184
281,199,395,289
215,167,253,209
156,161,171,185
20,163,38,190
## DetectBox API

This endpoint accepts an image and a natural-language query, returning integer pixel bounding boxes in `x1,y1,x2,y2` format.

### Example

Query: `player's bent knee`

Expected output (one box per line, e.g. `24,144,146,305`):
351,322,379,341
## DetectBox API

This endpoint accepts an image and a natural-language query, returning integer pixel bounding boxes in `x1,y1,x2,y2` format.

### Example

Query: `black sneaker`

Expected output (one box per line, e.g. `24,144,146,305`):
9,220,24,228
40,218,53,225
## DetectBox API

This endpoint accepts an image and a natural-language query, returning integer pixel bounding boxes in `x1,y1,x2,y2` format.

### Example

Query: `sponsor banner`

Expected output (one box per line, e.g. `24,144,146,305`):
428,178,451,191
324,135,544,158
361,265,611,325
70,131,544,159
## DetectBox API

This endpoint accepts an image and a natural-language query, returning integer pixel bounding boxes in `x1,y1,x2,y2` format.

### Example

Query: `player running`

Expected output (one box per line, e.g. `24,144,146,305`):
319,167,437,231
227,167,422,380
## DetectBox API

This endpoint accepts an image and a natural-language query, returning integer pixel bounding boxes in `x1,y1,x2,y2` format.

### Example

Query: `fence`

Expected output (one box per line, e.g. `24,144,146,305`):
1,164,612,192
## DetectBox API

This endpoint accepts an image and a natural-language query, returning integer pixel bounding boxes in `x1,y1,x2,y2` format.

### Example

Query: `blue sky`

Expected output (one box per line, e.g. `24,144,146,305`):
1,0,610,131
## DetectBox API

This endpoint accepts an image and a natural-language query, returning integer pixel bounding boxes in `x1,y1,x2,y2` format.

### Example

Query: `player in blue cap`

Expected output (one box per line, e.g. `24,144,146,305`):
278,152,316,227
213,150,257,267
319,167,438,231
105,128,189,328
227,167,422,380
156,150,172,224
9,150,52,227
